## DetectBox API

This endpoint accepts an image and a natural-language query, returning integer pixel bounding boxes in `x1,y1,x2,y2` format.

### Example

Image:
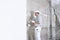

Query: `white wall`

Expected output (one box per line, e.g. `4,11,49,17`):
0,0,26,40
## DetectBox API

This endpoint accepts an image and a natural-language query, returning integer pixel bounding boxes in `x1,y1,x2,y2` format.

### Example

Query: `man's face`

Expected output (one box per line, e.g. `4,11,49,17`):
35,12,39,16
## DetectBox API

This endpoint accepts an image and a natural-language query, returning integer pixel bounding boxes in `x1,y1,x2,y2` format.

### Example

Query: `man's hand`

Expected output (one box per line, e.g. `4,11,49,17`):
31,20,35,26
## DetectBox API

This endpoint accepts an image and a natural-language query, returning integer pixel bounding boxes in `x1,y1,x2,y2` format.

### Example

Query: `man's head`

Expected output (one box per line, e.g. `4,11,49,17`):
34,11,39,16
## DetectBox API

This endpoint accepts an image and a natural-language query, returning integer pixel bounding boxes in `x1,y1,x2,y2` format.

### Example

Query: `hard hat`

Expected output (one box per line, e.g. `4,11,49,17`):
34,10,40,14
34,10,39,13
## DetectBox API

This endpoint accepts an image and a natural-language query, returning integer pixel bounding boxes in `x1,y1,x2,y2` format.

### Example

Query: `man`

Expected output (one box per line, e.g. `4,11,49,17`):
34,11,41,40
27,11,36,40
27,10,41,40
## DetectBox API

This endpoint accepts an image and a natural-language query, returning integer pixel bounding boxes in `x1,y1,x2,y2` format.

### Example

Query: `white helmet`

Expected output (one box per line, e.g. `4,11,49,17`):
34,10,39,13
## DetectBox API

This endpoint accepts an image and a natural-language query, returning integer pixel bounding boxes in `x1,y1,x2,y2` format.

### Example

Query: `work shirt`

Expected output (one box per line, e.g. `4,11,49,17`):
32,15,41,40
